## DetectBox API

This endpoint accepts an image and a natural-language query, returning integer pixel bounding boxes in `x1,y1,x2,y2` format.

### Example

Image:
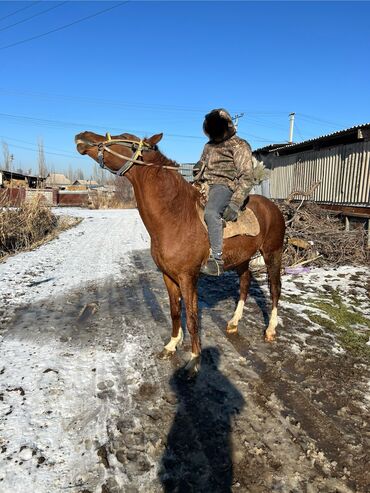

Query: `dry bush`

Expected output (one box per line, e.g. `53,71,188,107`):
88,190,136,209
0,196,57,258
278,201,369,267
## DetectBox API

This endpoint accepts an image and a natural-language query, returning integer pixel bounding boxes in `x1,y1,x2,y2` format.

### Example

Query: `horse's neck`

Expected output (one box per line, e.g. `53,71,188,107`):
126,158,197,236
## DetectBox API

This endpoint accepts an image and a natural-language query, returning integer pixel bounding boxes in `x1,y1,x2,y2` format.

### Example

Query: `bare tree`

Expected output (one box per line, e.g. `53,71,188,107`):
38,138,47,177
2,141,11,171
74,168,85,181
64,164,73,182
115,176,135,204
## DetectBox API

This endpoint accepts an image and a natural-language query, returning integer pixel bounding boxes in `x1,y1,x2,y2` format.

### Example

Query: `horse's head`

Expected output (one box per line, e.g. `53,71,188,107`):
75,130,163,176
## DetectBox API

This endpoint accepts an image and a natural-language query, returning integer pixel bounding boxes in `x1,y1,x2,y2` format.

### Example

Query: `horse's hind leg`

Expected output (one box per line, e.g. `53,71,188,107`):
226,262,251,334
262,248,282,342
158,273,183,359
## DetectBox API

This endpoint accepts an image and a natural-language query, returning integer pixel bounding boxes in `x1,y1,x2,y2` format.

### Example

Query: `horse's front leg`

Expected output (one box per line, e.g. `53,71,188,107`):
158,273,183,360
179,274,200,377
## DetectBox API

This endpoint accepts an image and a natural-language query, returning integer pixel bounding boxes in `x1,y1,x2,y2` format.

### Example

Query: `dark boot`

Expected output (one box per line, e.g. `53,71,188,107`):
200,256,224,276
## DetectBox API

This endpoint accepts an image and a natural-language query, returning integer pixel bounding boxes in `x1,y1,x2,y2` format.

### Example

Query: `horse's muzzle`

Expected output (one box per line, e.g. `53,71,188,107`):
75,133,94,155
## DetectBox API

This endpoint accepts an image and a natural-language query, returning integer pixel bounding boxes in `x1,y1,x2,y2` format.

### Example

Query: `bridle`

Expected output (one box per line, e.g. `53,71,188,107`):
76,132,178,176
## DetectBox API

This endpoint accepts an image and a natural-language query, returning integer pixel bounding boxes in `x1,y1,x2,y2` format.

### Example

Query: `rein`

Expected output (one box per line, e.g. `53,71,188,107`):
76,133,179,176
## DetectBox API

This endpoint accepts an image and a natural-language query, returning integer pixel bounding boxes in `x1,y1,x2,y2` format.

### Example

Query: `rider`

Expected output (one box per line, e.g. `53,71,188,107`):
193,108,254,276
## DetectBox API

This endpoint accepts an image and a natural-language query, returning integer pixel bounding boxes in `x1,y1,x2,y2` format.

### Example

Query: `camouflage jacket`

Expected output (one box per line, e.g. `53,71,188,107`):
195,134,254,208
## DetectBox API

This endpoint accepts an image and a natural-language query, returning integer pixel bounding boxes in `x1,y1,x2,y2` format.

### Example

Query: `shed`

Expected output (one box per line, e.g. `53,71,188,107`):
0,169,43,189
254,123,370,218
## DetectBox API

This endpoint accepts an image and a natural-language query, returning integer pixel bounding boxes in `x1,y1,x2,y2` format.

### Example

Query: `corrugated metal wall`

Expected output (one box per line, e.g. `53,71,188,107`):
267,141,370,206
179,164,195,182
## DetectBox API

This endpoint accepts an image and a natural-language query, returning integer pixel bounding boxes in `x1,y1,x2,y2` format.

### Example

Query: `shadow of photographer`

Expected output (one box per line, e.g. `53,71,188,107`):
159,347,245,492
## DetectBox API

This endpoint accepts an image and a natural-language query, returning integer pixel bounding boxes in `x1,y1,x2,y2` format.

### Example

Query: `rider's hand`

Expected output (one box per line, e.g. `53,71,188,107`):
223,202,239,222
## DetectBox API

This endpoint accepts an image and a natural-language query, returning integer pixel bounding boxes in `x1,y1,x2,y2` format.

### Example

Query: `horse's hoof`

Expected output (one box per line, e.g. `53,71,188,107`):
184,356,200,380
226,323,238,334
264,332,276,343
157,348,176,360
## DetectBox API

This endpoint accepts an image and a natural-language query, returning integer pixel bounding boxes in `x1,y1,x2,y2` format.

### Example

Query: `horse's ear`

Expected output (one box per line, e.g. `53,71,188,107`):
146,133,163,147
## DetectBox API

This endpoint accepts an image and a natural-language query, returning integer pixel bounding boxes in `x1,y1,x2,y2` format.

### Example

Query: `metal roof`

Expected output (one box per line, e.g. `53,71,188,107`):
45,173,71,185
254,123,370,154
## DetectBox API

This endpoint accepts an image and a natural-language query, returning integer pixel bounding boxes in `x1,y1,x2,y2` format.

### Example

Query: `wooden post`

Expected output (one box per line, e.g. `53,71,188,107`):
345,216,350,231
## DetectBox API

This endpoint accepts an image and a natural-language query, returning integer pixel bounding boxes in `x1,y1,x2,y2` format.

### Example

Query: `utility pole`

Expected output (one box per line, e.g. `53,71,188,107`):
233,112,244,131
289,112,295,143
38,138,47,178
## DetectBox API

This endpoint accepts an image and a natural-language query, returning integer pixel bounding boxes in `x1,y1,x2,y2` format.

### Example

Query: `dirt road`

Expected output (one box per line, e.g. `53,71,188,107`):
0,210,369,493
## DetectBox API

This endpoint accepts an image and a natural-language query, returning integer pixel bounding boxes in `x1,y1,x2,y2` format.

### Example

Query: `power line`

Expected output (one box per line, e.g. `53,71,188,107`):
0,111,205,141
0,135,83,158
2,141,85,160
0,88,293,117
297,113,348,129
0,110,275,143
0,1,68,34
0,1,130,51
0,87,206,114
0,1,42,23
238,131,272,143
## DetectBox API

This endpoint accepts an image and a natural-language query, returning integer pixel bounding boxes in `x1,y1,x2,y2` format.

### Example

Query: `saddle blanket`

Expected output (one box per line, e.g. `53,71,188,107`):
198,205,260,238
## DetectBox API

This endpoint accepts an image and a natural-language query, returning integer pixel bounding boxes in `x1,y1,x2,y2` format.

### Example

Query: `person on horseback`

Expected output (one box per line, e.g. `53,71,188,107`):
193,108,254,276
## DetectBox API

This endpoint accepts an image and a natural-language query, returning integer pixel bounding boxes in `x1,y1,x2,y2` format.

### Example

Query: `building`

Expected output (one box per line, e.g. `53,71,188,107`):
0,169,43,189
179,163,195,182
254,123,370,218
45,173,71,189
72,179,99,189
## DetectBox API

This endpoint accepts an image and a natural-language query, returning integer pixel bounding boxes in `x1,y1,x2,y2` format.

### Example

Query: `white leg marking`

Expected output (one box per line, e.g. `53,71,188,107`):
185,352,200,373
164,327,183,352
266,307,278,339
228,300,245,327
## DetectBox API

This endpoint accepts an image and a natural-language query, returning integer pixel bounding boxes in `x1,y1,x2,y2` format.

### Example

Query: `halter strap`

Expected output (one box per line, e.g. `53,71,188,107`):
76,134,178,176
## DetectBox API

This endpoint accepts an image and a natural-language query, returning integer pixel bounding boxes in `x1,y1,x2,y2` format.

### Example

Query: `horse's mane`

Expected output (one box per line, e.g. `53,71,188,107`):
149,149,201,221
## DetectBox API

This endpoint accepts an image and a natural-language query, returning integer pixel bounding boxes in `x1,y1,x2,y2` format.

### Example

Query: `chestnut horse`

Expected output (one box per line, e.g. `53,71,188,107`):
75,131,285,375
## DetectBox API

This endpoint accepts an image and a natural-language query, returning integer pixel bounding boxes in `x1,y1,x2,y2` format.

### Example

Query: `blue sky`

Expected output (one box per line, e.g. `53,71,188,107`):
1,0,369,176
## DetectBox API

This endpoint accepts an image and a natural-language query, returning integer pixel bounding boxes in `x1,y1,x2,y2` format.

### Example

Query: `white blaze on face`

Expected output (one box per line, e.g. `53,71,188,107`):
164,327,183,352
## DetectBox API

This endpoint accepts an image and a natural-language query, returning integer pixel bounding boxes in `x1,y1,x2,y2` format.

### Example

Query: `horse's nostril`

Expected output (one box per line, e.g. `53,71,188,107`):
76,142,87,155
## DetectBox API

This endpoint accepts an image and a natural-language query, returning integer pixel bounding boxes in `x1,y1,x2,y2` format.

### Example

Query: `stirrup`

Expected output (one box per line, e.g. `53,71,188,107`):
200,257,224,276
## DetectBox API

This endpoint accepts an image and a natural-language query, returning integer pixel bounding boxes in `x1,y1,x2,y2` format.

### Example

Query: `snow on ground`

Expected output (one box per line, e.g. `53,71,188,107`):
0,208,150,311
0,208,150,493
0,207,369,492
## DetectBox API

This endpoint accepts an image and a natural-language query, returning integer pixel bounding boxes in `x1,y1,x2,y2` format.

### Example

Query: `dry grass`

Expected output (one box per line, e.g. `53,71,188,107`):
0,196,81,260
88,191,135,209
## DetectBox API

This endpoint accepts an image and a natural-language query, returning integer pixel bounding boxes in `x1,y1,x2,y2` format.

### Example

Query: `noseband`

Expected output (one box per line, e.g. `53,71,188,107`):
76,133,178,176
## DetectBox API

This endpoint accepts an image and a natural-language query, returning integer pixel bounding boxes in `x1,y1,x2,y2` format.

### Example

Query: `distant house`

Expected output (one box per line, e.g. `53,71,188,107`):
72,179,99,189
45,173,71,189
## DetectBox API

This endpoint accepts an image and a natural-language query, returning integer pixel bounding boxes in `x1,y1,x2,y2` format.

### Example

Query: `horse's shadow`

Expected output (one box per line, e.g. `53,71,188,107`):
158,347,245,493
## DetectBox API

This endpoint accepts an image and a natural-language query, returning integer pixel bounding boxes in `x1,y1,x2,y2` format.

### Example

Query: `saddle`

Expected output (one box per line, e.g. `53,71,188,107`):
195,183,260,238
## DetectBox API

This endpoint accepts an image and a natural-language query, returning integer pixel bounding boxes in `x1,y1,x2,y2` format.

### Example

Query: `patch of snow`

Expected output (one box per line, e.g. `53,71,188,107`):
0,208,150,310
0,208,150,492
